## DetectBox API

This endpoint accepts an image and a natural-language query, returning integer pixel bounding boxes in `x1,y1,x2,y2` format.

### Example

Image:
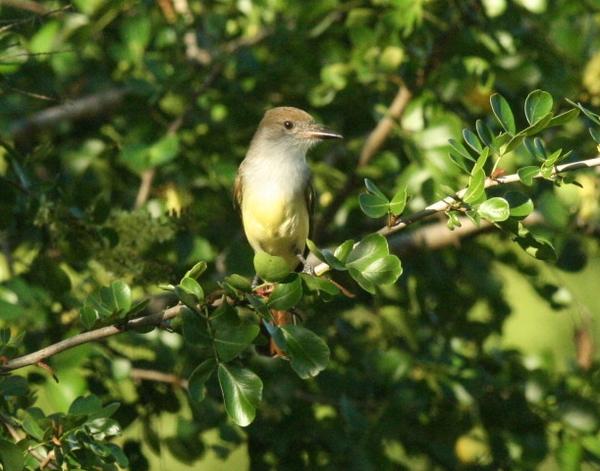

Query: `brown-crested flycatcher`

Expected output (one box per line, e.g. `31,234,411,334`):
235,107,342,272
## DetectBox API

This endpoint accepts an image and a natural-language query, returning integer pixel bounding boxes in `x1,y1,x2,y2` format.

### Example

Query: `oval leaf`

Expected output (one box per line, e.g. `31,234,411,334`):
359,193,389,218
478,197,510,222
218,364,263,427
279,325,330,379
524,89,553,125
462,128,482,153
214,323,260,362
268,275,303,310
389,187,408,216
188,359,216,403
505,191,534,219
364,178,387,200
463,168,486,204
490,93,516,135
253,252,291,282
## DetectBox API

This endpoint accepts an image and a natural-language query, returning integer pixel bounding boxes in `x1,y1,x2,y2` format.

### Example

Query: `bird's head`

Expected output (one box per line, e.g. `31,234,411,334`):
253,107,342,153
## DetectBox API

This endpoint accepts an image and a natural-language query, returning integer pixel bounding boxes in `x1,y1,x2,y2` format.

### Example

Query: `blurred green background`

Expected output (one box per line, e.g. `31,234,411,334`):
1,0,600,469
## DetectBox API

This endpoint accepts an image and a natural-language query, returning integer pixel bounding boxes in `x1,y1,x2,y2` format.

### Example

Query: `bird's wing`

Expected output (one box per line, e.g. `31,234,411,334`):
305,176,315,239
233,169,243,210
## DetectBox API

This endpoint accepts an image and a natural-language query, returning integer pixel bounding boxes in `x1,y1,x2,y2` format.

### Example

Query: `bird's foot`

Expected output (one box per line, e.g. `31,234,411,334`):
297,254,316,276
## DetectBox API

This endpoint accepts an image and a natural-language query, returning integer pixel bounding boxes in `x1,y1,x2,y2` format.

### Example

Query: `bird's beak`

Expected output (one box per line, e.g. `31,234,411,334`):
304,124,343,140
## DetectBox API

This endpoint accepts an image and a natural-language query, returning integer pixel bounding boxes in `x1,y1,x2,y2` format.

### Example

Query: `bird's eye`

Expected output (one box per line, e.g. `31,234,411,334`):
283,121,294,130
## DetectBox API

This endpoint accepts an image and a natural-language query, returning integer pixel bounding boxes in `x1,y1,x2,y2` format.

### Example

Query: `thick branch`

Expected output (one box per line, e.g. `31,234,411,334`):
0,305,183,372
390,211,544,256
358,83,412,167
130,368,188,388
8,88,129,140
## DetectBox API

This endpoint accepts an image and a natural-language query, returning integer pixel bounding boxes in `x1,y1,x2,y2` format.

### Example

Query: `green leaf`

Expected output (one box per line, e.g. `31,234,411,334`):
218,364,263,427
448,138,475,162
181,307,211,345
214,322,260,362
188,359,216,403
566,98,600,126
478,197,510,222
462,128,482,153
520,112,553,136
300,274,341,296
346,234,388,267
524,89,553,125
278,325,330,379
504,134,524,154
589,127,600,144
84,281,132,320
80,304,98,330
321,250,347,271
448,152,470,173
22,410,46,441
0,439,24,471
148,135,179,167
179,277,205,303
253,252,291,282
463,168,486,204
0,328,10,345
517,166,539,186
505,192,534,219
349,255,402,293
547,108,579,127
333,239,354,264
69,395,103,416
490,93,516,135
127,298,150,318
389,187,408,216
472,147,490,174
364,178,387,200
475,119,494,147
183,261,207,281
223,274,252,292
306,239,325,262
359,193,389,218
268,275,303,310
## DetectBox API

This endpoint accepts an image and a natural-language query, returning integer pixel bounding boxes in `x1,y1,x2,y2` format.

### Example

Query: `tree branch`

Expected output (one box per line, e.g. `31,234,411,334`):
4,157,599,371
379,156,600,237
390,211,544,256
130,368,188,388
8,87,129,141
0,305,184,372
313,156,600,275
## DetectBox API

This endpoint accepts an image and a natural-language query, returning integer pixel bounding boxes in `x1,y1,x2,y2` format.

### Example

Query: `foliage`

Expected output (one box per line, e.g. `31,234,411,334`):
1,0,600,469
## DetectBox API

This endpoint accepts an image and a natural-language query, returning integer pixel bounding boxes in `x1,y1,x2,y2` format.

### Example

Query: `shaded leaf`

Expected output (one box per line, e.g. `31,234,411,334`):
389,187,408,216
278,325,330,379
218,364,263,427
214,323,260,362
188,359,216,403
268,275,303,310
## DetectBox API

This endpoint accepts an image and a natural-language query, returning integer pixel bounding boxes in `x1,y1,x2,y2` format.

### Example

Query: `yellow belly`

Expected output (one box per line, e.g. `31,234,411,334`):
241,188,309,269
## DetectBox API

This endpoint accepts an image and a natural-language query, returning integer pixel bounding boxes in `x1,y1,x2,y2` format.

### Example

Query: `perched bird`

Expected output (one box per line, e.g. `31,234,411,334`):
235,107,342,355
235,107,342,272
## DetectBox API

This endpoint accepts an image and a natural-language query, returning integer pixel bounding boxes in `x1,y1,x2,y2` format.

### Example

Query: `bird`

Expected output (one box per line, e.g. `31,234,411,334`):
234,107,342,355
234,106,342,273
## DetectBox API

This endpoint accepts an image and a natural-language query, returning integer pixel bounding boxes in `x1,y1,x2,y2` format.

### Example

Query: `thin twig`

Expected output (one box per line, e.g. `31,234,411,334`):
0,305,184,372
134,169,156,209
379,156,600,237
